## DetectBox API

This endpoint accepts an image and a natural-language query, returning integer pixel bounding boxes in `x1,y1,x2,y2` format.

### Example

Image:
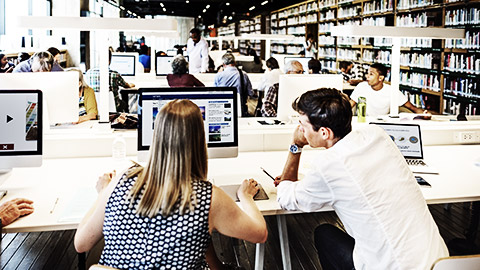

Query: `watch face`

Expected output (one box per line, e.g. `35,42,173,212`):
290,144,299,153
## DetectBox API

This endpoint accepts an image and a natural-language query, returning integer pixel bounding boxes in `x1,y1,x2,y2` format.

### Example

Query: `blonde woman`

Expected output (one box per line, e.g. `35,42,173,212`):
74,100,267,269
66,68,98,123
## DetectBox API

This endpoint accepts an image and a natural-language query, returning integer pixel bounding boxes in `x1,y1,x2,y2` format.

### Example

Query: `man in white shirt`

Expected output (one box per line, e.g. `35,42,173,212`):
187,28,209,74
275,88,448,269
350,63,428,116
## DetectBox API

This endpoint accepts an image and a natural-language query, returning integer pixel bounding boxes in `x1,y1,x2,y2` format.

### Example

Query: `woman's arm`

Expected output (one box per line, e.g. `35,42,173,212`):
74,171,121,253
209,180,268,243
78,87,98,123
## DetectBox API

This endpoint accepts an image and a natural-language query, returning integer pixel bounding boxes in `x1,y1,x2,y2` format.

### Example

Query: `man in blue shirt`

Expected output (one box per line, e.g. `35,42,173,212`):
214,53,253,117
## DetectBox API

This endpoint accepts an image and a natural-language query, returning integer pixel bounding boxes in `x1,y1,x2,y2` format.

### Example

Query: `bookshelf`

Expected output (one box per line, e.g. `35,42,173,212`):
267,0,478,115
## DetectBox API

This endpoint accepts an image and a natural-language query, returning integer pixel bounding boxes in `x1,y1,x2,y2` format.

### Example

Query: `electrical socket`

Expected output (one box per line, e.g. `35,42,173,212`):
454,131,479,143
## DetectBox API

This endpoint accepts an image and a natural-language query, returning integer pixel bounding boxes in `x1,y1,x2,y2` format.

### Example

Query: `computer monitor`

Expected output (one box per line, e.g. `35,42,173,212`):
166,49,177,56
138,87,238,161
284,57,313,74
110,53,136,77
0,73,78,126
155,55,189,76
276,74,344,121
0,90,42,174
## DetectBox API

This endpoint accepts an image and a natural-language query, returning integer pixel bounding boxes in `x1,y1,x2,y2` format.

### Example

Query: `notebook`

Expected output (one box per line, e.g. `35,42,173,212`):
371,122,439,174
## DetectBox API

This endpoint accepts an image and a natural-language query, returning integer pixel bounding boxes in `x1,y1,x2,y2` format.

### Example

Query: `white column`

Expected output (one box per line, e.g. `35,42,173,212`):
98,30,110,123
150,35,156,74
390,37,401,116
265,39,271,59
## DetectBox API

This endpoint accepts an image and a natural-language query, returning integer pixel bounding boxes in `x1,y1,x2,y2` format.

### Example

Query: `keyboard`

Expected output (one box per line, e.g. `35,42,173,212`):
406,159,427,166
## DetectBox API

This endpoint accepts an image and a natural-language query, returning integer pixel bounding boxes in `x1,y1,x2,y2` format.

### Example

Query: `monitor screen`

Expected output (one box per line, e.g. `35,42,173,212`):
156,56,189,76
372,123,423,159
284,57,313,74
166,49,177,56
110,54,136,77
0,90,42,170
138,87,238,159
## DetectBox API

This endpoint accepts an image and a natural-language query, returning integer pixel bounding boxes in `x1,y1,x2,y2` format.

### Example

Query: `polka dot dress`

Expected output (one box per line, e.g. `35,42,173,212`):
99,174,212,270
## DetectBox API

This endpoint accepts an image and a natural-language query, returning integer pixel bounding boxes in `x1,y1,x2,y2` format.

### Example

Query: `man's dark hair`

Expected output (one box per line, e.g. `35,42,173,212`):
190,28,201,36
308,59,322,74
47,47,60,57
266,57,279,70
370,63,388,77
339,61,352,71
292,88,352,139
307,33,314,40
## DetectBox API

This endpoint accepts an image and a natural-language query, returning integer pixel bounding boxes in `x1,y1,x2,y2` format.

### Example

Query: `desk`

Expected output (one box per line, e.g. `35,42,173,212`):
2,146,480,269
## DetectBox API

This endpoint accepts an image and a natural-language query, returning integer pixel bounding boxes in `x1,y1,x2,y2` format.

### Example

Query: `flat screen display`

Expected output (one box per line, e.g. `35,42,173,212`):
372,123,423,159
110,55,136,76
156,56,189,76
138,87,238,151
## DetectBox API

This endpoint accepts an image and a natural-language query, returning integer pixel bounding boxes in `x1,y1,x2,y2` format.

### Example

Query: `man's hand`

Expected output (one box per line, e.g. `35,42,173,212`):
237,178,260,201
293,125,309,148
96,171,116,193
0,198,34,226
273,176,282,187
126,82,135,88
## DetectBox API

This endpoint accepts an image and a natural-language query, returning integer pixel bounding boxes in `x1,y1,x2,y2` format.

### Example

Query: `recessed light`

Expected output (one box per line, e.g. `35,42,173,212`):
186,0,189,3
120,6,125,10
203,9,206,13
261,1,268,5
228,16,232,20
249,6,255,10
160,3,164,7
226,2,230,6
206,5,210,9
198,15,201,18
163,7,166,11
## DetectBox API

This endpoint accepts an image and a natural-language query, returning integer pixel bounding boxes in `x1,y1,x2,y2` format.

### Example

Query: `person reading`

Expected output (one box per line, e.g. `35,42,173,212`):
74,99,267,269
274,88,447,269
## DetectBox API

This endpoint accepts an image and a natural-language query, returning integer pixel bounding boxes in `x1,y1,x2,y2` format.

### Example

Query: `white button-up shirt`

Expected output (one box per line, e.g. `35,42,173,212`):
187,37,209,74
277,125,448,270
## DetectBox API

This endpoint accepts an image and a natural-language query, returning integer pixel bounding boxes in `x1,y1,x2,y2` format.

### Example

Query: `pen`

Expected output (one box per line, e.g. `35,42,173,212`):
260,167,275,181
50,198,59,214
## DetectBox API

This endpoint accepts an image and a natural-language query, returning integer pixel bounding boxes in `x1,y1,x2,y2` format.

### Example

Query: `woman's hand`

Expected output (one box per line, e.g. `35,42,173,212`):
237,178,259,201
96,170,116,193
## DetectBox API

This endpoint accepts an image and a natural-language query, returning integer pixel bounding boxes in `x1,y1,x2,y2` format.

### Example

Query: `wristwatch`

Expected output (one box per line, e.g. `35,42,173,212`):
289,144,302,154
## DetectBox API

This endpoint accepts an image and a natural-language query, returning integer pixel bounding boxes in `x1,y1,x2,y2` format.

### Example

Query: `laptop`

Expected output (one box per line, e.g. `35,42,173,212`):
371,123,439,174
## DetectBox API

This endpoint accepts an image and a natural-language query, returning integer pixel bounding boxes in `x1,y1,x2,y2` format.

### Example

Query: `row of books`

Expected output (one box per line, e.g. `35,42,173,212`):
318,47,336,58
443,77,480,99
363,0,393,14
403,92,427,109
444,53,480,74
445,31,480,49
363,49,391,64
400,52,436,69
445,8,480,26
400,71,441,91
396,13,428,27
397,0,434,10
338,6,360,19
444,98,479,115
338,48,361,61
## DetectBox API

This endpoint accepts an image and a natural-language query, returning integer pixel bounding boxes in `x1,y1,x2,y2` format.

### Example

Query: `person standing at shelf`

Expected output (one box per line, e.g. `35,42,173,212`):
274,88,448,270
187,28,209,74
85,49,135,113
0,54,15,73
261,60,304,117
304,33,317,58
349,63,431,116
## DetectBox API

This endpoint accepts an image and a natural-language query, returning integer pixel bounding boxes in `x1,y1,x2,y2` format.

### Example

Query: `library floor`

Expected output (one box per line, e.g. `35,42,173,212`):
1,203,479,270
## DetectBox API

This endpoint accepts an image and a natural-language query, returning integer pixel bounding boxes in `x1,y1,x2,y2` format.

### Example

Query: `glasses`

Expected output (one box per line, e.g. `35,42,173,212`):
295,70,304,74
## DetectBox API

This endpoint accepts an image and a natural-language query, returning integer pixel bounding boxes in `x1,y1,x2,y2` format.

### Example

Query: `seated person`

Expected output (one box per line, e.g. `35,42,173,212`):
47,47,65,71
339,61,363,86
85,49,135,113
66,68,98,124
214,53,253,117
167,55,205,87
0,54,15,73
350,63,430,116
139,44,151,72
261,60,303,117
13,51,56,73
275,88,448,269
308,59,322,74
0,198,34,229
16,52,31,64
74,100,267,269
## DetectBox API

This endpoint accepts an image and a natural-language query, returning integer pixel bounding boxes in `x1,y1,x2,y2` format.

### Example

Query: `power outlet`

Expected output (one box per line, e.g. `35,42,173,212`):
454,131,478,143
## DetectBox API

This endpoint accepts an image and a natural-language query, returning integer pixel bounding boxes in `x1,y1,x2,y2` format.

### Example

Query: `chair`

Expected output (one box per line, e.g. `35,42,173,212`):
89,264,119,270
431,254,480,270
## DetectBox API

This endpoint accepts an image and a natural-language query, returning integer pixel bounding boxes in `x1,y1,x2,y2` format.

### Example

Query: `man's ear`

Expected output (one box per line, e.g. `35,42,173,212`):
379,75,385,82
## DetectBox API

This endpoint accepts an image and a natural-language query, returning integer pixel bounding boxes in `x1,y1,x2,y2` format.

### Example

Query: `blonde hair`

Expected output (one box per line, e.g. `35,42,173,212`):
31,51,54,72
128,99,208,217
65,68,88,90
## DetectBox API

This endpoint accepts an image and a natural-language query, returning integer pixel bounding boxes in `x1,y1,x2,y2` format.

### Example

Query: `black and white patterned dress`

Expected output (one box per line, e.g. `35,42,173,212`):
99,174,212,270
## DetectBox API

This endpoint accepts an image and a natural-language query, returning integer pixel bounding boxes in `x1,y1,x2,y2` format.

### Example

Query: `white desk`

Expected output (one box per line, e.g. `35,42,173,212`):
2,146,480,269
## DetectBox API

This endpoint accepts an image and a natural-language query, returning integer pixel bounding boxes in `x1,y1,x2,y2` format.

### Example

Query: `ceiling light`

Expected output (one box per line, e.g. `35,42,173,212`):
226,2,230,6
228,16,232,20
249,6,255,10
133,13,137,16
203,9,206,13
163,7,166,12
120,6,125,10
127,10,132,14
186,0,189,3
261,0,268,5
206,4,210,9
198,15,201,18
160,3,164,7
135,0,139,2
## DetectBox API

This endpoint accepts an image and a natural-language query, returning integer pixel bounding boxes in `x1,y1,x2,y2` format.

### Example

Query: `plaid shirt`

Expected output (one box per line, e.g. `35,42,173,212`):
85,68,129,112
261,83,279,117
